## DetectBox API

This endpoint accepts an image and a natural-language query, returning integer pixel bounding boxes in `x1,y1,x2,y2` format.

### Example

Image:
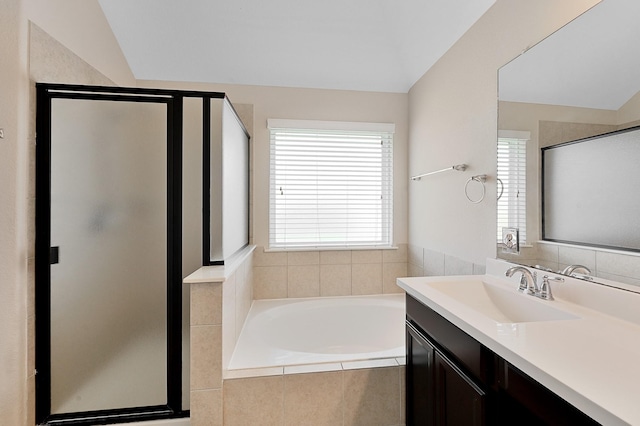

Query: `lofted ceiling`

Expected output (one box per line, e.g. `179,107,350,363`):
98,0,495,93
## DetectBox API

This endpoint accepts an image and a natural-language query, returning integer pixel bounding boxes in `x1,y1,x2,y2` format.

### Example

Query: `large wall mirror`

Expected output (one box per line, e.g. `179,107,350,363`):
497,0,640,288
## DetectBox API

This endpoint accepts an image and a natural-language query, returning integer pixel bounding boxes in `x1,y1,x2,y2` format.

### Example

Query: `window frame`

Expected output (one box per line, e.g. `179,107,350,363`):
267,119,394,250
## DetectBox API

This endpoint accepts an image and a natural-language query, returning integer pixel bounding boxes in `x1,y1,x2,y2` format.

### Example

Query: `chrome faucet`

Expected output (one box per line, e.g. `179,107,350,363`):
539,275,564,300
561,264,592,276
505,266,538,295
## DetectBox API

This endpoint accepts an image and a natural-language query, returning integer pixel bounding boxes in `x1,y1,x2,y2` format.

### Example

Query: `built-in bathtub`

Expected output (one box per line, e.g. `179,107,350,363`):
222,293,407,426
228,294,405,370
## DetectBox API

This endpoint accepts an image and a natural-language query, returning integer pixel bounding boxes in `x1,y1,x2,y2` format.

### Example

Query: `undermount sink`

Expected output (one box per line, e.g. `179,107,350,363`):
427,279,580,324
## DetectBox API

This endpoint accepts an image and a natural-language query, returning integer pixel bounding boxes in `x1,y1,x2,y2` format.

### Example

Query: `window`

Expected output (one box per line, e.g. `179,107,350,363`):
497,130,529,244
268,119,394,249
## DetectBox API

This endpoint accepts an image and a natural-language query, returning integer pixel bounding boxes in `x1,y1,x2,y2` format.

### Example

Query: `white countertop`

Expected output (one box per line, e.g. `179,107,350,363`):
397,262,640,426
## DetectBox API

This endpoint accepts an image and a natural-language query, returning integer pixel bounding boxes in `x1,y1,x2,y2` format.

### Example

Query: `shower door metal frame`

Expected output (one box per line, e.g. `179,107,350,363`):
34,83,201,425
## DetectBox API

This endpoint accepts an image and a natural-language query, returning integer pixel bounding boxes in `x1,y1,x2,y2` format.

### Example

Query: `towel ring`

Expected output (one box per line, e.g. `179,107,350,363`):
496,178,504,200
465,175,487,204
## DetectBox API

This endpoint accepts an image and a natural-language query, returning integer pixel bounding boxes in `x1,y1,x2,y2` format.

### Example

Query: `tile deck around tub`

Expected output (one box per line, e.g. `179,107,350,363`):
223,356,406,379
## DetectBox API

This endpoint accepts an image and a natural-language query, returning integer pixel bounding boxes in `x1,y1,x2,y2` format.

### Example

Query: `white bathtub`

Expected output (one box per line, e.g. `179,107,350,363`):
228,294,405,370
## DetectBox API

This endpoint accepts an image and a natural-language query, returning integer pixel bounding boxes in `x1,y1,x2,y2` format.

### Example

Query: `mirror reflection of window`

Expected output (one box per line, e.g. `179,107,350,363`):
497,130,529,245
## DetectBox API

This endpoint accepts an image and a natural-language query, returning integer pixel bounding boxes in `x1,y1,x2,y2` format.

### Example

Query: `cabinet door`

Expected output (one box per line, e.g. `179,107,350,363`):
434,351,486,426
406,324,435,426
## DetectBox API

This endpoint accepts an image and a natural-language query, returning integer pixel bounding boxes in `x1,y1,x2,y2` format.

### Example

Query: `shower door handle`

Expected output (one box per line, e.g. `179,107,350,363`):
50,246,59,264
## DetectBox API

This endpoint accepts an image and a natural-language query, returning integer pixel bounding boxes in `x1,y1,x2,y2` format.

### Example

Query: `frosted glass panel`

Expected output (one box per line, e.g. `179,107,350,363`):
209,99,224,262
50,98,168,413
209,99,249,263
543,127,640,251
221,101,249,258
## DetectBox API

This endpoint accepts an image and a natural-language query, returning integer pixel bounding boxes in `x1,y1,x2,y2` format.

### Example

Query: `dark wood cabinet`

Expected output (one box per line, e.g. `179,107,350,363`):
406,294,600,426
406,321,486,426
406,324,435,425
434,350,486,426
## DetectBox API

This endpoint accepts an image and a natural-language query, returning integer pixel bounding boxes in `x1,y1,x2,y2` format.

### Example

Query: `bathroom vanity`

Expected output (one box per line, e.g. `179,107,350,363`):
399,259,640,425
405,295,596,425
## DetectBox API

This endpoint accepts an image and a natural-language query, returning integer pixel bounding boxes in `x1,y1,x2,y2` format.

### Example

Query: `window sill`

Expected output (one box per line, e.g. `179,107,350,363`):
265,245,399,253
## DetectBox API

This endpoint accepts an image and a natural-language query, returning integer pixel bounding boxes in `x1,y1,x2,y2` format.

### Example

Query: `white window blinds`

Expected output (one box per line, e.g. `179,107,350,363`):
268,119,394,249
497,130,529,244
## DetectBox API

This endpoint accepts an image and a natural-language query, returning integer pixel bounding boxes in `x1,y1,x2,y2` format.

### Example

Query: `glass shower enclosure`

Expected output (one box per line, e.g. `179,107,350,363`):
35,84,250,425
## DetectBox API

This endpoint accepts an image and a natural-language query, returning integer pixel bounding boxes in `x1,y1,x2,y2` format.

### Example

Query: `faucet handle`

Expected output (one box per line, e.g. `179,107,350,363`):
517,275,528,293
526,270,539,296
540,275,564,300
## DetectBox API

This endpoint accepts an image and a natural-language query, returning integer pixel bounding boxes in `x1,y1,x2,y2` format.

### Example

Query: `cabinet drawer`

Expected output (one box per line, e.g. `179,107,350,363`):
406,294,494,384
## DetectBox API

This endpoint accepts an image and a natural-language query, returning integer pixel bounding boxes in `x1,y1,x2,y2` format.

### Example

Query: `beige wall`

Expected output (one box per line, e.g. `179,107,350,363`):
0,1,133,423
0,0,30,424
25,0,135,86
138,80,410,249
407,0,601,266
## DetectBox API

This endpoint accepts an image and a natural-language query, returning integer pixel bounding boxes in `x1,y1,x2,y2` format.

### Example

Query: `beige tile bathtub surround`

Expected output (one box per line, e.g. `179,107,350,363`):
253,245,408,298
320,264,352,296
383,244,408,263
188,246,405,425
253,265,288,299
352,263,383,295
190,325,222,390
343,367,402,426
221,276,236,368
235,258,253,340
288,265,320,297
351,249,383,264
253,248,288,266
223,376,284,426
320,250,352,265
383,263,407,294
190,283,222,326
184,245,255,426
288,250,320,265
190,389,223,426
222,361,405,426
283,371,343,426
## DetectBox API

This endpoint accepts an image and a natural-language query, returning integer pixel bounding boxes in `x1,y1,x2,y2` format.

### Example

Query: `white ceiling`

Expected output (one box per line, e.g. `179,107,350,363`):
499,0,640,111
98,0,495,93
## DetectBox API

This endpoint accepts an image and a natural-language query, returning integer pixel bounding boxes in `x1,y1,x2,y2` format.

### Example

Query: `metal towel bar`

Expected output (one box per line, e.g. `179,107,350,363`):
410,164,467,181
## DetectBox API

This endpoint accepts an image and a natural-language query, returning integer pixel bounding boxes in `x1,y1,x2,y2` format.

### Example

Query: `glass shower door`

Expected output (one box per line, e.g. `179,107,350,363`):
49,97,168,413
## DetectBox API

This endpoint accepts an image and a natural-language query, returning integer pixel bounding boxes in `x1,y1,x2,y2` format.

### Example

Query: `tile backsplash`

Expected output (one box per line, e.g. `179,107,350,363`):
501,242,640,287
407,244,486,278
